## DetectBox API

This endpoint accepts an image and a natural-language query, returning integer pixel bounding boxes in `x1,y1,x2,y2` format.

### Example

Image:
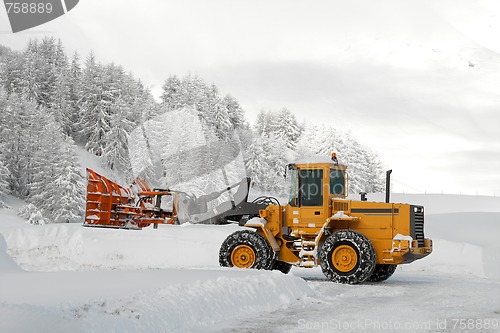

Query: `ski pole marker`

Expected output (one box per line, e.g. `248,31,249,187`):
3,0,79,33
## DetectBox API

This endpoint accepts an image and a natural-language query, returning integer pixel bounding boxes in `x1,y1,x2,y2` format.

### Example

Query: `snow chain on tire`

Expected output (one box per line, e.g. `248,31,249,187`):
319,229,376,284
219,230,275,270
367,264,397,282
272,260,293,274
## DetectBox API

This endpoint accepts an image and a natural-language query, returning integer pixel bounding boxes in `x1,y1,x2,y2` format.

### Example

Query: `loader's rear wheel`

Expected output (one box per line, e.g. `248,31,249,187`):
332,245,358,272
367,264,397,282
319,230,376,284
272,260,293,274
219,230,275,270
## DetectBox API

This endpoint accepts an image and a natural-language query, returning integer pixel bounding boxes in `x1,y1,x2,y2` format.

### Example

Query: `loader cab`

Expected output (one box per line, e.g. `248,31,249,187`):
286,155,347,227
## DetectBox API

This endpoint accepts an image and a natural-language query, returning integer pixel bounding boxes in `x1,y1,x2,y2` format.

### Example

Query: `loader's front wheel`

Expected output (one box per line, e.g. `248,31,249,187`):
367,264,397,282
219,230,275,270
319,230,376,284
230,245,256,268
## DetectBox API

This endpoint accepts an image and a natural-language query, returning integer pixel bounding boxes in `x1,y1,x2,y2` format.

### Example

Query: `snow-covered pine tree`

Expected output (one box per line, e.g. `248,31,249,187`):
0,94,40,198
0,89,86,220
17,203,46,225
54,39,68,70
181,74,206,112
78,52,112,155
120,71,146,129
194,127,234,198
0,46,24,95
0,92,19,196
102,96,134,174
137,89,160,122
245,138,269,190
0,87,8,129
50,135,85,223
160,75,184,111
35,37,63,109
236,123,254,158
49,69,72,135
263,135,289,195
272,108,303,150
191,77,213,122
0,154,10,208
206,85,232,141
20,39,43,104
127,121,156,183
29,112,61,217
221,94,245,130
245,135,288,195
160,75,247,145
127,90,162,184
254,110,275,138
160,107,204,188
29,112,85,223
68,51,82,137
364,148,385,192
295,123,317,160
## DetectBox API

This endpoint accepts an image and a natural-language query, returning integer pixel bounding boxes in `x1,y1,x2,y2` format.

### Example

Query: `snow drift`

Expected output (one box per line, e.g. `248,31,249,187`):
0,233,22,273
419,212,500,279
0,268,312,333
0,219,313,332
1,223,246,271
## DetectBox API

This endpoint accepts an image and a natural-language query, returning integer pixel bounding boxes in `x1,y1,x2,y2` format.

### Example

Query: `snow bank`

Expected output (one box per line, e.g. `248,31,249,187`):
0,196,32,230
0,217,313,332
401,212,500,279
401,238,486,277
0,268,312,333
0,233,22,273
426,212,500,248
0,223,245,272
75,270,312,333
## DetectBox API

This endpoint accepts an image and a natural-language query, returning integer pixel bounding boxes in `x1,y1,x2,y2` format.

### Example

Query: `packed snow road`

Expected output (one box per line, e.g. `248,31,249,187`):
215,268,500,333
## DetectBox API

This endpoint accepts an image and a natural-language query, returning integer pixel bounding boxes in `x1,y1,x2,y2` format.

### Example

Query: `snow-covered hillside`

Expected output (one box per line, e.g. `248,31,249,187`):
1,192,500,332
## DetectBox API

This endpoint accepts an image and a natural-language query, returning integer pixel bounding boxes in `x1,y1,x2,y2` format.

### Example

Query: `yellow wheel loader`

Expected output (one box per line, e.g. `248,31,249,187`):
219,153,433,284
83,153,432,283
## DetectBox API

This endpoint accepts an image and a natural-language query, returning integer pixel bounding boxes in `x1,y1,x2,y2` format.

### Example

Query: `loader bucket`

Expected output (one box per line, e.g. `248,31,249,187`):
84,169,137,228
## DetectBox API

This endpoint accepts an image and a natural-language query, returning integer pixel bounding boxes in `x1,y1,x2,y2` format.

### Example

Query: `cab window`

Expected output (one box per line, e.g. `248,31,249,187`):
288,168,298,206
330,169,345,195
298,169,323,206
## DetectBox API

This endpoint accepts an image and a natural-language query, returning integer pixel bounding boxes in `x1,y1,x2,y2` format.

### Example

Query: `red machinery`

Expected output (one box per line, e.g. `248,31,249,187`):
84,169,178,229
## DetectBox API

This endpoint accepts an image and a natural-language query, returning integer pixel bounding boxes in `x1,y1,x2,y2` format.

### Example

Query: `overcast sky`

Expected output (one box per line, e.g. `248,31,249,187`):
1,0,500,196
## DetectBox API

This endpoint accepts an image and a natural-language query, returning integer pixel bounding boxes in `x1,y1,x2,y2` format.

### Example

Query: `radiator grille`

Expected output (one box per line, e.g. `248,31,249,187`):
333,201,349,212
413,207,425,247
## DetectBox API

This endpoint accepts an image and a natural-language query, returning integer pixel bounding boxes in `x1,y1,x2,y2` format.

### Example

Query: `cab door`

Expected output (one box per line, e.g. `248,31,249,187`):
297,168,325,226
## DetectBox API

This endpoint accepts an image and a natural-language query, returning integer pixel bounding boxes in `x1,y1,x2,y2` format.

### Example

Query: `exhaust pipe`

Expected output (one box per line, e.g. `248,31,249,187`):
385,170,392,203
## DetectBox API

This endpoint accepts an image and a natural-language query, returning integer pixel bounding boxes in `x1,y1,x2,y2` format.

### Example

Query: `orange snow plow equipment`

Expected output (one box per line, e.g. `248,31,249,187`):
84,169,266,229
84,169,180,229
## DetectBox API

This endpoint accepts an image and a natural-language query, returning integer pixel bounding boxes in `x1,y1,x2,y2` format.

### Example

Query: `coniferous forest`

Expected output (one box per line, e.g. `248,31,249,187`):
0,37,385,224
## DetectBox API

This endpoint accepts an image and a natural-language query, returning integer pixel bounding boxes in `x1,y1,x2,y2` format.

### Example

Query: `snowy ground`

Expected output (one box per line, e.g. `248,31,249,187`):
1,193,500,332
